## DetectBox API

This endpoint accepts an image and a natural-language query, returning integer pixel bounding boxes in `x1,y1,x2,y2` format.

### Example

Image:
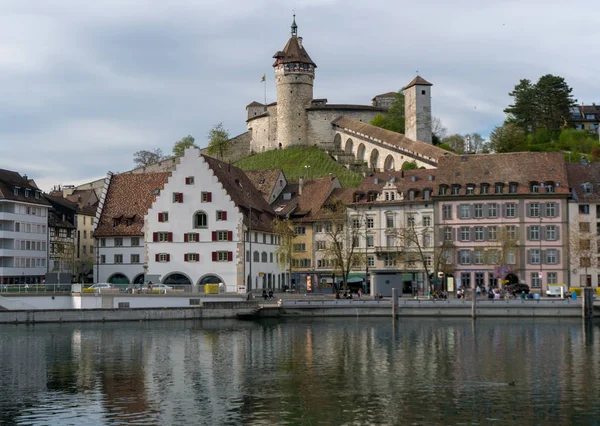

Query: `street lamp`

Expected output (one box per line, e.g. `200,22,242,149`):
304,165,310,180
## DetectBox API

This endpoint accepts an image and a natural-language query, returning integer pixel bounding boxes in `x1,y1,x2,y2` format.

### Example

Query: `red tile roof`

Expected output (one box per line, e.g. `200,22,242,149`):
273,177,340,221
245,169,284,202
404,76,432,89
566,162,600,201
0,169,49,206
272,36,316,67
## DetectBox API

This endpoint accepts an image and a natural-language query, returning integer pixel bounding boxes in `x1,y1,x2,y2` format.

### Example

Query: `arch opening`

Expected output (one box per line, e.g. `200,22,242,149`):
357,143,366,162
369,149,380,171
384,154,395,171
344,138,354,154
108,273,130,285
333,133,342,151
163,273,192,285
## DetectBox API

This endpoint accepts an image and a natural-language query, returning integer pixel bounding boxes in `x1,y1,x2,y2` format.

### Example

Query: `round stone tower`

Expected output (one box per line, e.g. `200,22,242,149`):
273,15,316,148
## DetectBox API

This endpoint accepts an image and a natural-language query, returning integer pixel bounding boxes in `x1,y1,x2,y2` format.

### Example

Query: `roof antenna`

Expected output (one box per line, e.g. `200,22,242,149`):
291,9,297,37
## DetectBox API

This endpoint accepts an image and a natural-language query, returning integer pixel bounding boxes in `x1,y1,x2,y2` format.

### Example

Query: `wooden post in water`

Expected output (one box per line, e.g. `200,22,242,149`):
472,281,477,319
583,288,594,319
392,288,398,318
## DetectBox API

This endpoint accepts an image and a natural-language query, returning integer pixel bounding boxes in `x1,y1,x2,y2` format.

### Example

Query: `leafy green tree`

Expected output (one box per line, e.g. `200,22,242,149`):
133,148,165,167
272,218,297,289
441,134,465,154
504,79,538,133
401,161,418,170
172,135,198,157
370,90,405,133
489,123,527,153
206,123,230,160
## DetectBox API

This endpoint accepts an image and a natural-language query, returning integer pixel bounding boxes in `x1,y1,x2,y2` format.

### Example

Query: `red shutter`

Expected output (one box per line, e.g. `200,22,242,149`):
185,177,190,185
178,193,183,203
212,251,217,262
212,231,217,241
153,232,158,242
184,233,189,242
166,254,170,262
158,212,163,222
207,192,212,202
168,232,173,242
196,253,200,261
227,231,233,241
222,211,227,220
155,253,159,261
195,233,199,241
227,251,233,261
184,253,188,262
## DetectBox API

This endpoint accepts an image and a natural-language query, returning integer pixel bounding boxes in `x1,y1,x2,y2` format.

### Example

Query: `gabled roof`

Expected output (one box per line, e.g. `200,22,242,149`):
94,172,171,237
566,162,600,201
404,76,432,89
371,92,396,100
273,177,340,221
435,152,570,195
44,194,79,212
48,210,76,229
245,169,284,202
307,104,386,112
272,36,316,67
352,169,438,205
0,168,49,205
246,101,265,108
332,116,453,161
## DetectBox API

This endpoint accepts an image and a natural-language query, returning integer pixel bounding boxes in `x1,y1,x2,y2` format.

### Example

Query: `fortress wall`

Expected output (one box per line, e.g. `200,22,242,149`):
307,110,380,150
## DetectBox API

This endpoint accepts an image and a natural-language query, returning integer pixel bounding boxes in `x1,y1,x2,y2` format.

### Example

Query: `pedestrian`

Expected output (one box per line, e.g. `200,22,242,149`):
476,286,481,298
268,289,274,300
262,289,268,301
357,288,363,300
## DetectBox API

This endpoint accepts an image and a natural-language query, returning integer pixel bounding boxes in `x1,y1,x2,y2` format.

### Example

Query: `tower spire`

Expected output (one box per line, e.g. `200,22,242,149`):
291,12,297,37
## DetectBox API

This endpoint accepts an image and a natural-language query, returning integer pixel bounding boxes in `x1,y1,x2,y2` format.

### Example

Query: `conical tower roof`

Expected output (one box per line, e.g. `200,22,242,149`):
272,15,316,68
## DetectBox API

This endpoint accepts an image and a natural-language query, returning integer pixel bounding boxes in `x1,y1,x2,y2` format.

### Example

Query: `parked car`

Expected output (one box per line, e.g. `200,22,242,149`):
506,283,530,296
546,284,568,297
151,284,173,291
88,283,113,289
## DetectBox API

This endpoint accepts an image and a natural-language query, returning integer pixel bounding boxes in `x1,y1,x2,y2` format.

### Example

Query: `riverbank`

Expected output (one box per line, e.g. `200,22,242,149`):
0,297,595,324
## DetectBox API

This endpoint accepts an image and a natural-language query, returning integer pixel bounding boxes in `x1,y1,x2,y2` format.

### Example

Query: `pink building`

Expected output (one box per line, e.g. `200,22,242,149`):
433,152,569,293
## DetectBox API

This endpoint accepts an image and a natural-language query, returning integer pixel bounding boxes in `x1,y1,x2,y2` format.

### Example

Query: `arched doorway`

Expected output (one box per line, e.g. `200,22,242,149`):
199,274,225,293
163,273,192,285
333,133,342,150
108,273,129,285
384,154,395,171
369,149,380,170
345,138,354,154
133,274,145,285
357,143,366,162
505,273,519,286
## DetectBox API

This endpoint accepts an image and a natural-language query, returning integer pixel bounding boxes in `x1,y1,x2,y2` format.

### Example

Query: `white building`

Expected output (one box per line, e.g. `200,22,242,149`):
93,172,171,285
0,169,50,285
145,148,284,292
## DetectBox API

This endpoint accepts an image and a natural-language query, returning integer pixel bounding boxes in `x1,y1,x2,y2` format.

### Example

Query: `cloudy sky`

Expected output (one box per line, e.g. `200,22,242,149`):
1,0,598,191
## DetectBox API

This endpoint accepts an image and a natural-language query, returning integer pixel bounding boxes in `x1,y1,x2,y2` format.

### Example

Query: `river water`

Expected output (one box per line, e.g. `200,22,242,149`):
1,318,599,425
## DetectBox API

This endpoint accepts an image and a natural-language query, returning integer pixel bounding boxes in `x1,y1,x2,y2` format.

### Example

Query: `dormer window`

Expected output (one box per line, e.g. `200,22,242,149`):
466,185,475,195
423,189,431,200
509,183,518,194
283,192,291,201
13,187,19,196
35,191,41,200
353,192,362,203
439,185,448,196
452,185,461,195
530,182,539,193
480,184,489,195
113,218,120,227
545,182,555,193
582,183,593,194
495,183,504,194
408,190,415,200
367,192,377,202
411,176,417,182
24,189,30,198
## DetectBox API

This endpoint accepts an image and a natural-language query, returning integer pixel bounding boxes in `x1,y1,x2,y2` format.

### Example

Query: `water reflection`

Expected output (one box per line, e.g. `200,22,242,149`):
0,318,599,425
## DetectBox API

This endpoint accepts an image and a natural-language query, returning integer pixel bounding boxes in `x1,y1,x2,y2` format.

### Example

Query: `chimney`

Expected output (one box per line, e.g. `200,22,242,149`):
299,177,304,196
298,37,303,48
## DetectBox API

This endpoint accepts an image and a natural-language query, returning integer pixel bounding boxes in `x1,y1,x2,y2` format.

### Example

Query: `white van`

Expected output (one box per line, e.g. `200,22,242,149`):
546,284,568,297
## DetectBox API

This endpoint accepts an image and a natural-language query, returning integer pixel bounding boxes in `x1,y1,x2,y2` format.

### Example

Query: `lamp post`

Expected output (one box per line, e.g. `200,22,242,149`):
539,213,543,295
304,165,310,180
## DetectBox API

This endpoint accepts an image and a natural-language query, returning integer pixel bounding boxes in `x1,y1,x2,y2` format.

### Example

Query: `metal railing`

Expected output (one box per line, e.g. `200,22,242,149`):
0,284,72,294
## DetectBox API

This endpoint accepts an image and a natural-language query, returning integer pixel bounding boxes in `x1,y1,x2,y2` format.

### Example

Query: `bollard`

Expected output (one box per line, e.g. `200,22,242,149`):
392,288,398,318
472,283,477,319
583,288,594,319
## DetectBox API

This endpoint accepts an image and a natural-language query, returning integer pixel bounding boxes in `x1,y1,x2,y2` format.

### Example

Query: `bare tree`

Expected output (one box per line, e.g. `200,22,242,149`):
320,198,365,291
133,148,165,167
493,225,519,288
569,216,598,287
272,218,297,290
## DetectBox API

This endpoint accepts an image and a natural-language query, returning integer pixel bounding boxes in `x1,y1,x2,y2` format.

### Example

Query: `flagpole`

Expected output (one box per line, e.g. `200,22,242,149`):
264,74,267,108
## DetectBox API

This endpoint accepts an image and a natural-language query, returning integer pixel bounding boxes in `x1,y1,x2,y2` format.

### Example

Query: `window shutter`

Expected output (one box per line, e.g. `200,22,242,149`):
196,253,200,261
540,226,546,240
556,250,561,263
153,232,158,242
514,204,519,217
541,250,547,264
228,231,233,241
469,204,475,219
184,253,188,262
483,227,489,241
540,203,547,217
451,228,456,241
527,250,531,264
515,226,519,240
212,251,217,262
502,204,507,217
526,226,531,240
155,253,159,261
168,232,173,242
212,231,217,241
222,211,227,220
184,233,189,242
158,212,163,222
195,233,200,241
227,251,233,261
438,227,444,242
178,193,184,203
469,227,474,241
483,204,489,217
166,253,170,262
185,177,190,185
207,192,212,202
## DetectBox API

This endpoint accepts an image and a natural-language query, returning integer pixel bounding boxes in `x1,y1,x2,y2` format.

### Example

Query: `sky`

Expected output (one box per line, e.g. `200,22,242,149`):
1,0,598,192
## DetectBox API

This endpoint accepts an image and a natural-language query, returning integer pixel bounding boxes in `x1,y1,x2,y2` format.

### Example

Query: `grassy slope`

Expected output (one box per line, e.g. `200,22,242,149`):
234,146,362,187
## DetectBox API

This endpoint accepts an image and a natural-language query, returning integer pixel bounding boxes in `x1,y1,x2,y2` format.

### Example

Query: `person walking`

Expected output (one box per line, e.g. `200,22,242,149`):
357,288,363,300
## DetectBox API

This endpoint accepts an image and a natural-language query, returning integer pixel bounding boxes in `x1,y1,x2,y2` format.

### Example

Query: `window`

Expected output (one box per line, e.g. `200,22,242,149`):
580,257,591,267
423,234,432,247
580,205,590,214
115,238,123,247
186,233,199,242
473,250,483,264
316,241,326,250
83,230,87,239
444,227,452,241
545,203,556,217
214,251,232,262
545,225,557,240
295,226,306,235
13,187,18,196
270,253,274,263
466,185,474,195
216,210,228,221
531,184,539,193
509,183,518,194
488,226,497,241
459,205,470,219
315,223,323,233
424,255,432,267
528,203,540,217
261,252,268,262
293,243,306,252
172,192,183,203
367,192,377,202
506,226,517,240
507,250,516,265
131,237,140,247
352,236,360,248
580,222,590,232
459,250,470,264
158,212,169,222
368,256,375,267
439,186,448,196
215,231,230,241
547,272,558,284
546,249,557,264
546,183,555,194
185,176,195,185
131,254,140,264
101,238,106,247
194,212,207,228
253,251,259,262
423,216,431,227
383,255,397,267
423,189,431,200
100,255,106,264
488,250,499,264
201,192,212,202
530,249,541,264
386,235,395,247
452,185,460,195
474,227,484,241
366,217,374,228
505,203,516,218
442,205,452,220
580,239,591,250
407,214,415,227
114,254,123,264
352,218,361,229
529,226,540,241
474,204,483,218
82,245,87,254
586,114,596,119
460,227,470,241
495,184,503,194
531,273,541,288
480,185,489,195
386,215,394,228
366,235,374,247
157,253,170,262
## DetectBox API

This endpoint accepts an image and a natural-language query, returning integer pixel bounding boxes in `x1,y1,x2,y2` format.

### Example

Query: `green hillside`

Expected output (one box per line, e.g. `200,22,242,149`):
235,146,362,188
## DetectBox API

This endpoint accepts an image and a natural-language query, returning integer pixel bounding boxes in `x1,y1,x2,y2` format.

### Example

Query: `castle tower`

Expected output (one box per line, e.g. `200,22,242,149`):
273,15,316,148
404,76,432,144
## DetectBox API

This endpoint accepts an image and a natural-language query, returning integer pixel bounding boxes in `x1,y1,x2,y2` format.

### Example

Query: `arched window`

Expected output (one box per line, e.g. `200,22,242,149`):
194,211,207,228
261,252,268,262
253,251,260,262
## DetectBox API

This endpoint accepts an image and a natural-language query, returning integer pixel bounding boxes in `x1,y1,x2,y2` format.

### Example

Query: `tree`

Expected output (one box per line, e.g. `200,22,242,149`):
319,198,365,291
133,148,165,167
206,123,230,160
272,218,297,290
493,226,519,289
504,79,538,133
172,135,199,157
569,216,598,287
401,160,418,170
488,122,527,153
431,117,447,145
370,90,405,133
441,134,466,154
